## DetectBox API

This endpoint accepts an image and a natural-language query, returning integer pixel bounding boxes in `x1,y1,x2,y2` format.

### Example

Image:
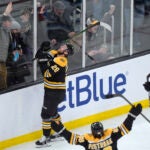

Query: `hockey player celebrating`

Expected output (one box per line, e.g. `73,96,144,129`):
35,41,74,147
51,103,142,150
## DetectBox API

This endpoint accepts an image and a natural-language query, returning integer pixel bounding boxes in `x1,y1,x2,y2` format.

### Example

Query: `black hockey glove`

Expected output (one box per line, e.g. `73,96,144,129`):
51,121,65,134
143,81,150,92
40,41,51,51
129,103,142,118
35,48,47,59
35,41,51,59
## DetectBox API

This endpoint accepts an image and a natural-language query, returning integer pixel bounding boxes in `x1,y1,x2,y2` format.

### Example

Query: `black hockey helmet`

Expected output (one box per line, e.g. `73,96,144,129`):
91,122,104,138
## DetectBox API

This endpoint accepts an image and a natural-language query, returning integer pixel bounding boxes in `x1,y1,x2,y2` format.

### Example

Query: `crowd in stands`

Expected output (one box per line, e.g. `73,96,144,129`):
0,2,32,90
0,0,150,91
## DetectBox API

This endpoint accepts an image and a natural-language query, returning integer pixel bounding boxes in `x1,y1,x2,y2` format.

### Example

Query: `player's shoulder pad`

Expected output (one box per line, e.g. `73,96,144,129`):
84,133,99,142
53,56,68,67
103,128,113,137
48,50,58,57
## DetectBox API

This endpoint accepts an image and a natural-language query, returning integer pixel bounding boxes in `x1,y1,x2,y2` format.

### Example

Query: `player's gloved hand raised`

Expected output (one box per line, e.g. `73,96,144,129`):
143,81,150,92
35,49,46,59
35,41,51,59
51,121,65,134
129,103,142,118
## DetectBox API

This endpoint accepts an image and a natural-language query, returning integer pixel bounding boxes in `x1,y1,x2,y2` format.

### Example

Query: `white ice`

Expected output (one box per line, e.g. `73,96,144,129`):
6,108,150,150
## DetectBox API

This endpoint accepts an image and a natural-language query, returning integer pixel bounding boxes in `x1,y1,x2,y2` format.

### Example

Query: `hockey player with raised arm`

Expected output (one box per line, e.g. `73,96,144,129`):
51,103,142,150
34,41,74,148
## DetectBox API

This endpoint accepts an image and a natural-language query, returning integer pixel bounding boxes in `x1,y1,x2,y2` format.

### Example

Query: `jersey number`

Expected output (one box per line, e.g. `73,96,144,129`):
51,65,60,73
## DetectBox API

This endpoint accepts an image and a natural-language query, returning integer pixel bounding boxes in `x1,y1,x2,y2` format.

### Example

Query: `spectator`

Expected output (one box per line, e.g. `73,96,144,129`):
87,43,115,65
100,4,116,45
7,20,29,86
69,10,116,68
85,17,115,66
102,4,116,26
66,17,101,69
39,0,75,48
19,8,33,61
0,2,14,90
37,1,49,46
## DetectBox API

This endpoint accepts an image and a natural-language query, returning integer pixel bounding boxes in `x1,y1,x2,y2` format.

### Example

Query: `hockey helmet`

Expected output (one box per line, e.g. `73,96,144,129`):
91,122,104,138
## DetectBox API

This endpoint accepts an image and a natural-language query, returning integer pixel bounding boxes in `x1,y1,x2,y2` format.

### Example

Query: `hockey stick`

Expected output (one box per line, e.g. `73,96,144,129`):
104,94,150,124
33,22,100,61
66,21,100,42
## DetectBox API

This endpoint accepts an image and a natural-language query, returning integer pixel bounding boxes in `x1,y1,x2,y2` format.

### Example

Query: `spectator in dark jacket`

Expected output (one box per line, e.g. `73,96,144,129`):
39,0,75,48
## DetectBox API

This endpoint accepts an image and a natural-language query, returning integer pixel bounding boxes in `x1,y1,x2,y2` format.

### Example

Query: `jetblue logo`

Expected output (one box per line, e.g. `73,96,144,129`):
58,72,127,112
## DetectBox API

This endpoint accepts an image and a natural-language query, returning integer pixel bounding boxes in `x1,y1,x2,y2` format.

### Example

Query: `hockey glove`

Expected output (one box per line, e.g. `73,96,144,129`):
40,41,51,51
143,81,150,92
51,121,65,134
35,49,47,59
35,41,51,59
129,103,142,118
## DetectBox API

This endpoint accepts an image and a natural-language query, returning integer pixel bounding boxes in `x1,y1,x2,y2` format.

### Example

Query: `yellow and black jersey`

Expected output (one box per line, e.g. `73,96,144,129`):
44,56,68,90
60,114,134,150
38,49,68,90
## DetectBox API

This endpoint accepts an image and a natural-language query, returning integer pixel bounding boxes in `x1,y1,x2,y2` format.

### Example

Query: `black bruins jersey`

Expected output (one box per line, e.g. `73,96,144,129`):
38,50,68,90
60,114,134,150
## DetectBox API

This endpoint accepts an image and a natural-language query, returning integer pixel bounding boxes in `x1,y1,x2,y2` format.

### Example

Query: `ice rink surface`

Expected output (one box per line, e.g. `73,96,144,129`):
6,108,150,150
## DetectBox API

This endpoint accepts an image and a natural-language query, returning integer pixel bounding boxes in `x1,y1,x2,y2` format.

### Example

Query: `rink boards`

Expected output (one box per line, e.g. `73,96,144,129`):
0,54,150,149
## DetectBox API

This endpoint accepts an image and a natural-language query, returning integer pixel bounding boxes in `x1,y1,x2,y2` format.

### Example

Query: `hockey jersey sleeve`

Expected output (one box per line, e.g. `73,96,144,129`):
111,113,136,142
51,120,86,145
115,104,142,140
58,128,89,148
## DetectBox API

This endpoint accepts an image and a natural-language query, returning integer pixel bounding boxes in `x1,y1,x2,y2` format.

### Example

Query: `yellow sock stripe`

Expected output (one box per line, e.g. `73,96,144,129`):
42,121,51,125
42,126,51,130
52,116,61,122
42,122,51,129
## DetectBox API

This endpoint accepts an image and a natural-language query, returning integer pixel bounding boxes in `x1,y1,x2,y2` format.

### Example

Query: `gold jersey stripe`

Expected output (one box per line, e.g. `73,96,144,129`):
44,80,66,89
44,84,66,89
70,133,76,144
121,123,129,134
120,124,129,135
44,79,65,85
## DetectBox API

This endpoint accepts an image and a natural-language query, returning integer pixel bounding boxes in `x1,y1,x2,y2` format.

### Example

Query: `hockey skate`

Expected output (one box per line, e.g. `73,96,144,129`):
35,136,51,148
50,133,64,142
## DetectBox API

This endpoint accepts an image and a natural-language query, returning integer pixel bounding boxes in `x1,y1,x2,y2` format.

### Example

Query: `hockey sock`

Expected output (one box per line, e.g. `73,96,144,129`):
42,121,51,137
